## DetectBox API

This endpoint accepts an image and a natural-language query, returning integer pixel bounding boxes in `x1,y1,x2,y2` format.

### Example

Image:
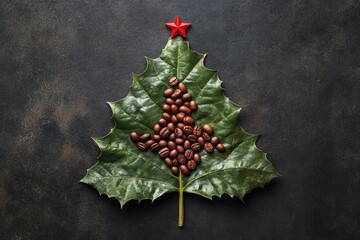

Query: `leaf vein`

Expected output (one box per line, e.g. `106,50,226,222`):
138,155,179,181
98,144,178,181
134,78,163,110
194,72,217,98
176,43,180,77
212,108,240,125
207,174,221,196
116,105,153,131
92,175,178,190
158,56,176,69
181,56,204,81
183,166,275,190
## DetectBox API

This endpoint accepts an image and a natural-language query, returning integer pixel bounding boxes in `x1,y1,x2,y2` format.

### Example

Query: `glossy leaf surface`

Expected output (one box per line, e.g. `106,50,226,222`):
81,36,279,218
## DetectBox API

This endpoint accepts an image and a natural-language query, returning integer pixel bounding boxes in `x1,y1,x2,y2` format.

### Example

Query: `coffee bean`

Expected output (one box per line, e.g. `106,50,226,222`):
177,123,185,129
185,149,194,159
171,104,179,114
167,123,176,132
171,89,182,100
211,136,219,145
193,153,201,164
183,116,194,125
162,104,171,112
158,147,170,158
172,158,179,166
178,83,187,93
189,100,197,111
183,125,193,135
160,127,170,139
165,157,173,167
169,76,179,86
175,128,183,137
202,132,211,141
153,124,161,134
169,133,176,141
140,133,151,142
204,142,214,153
168,141,176,150
153,134,161,142
176,145,185,153
132,77,227,175
187,160,197,170
137,142,147,151
203,124,214,135
191,143,201,152
177,154,187,164
145,139,155,148
179,106,191,115
171,115,178,124
166,98,175,105
150,143,160,151
216,143,225,152
171,166,179,175
193,126,202,136
169,149,178,158
162,112,172,122
180,165,190,175
184,140,191,149
175,138,184,145
175,98,183,106
198,137,205,146
169,149,179,159
130,132,140,143
163,88,174,98
176,112,186,122
187,134,197,143
183,150,194,161
159,140,167,148
163,88,174,97
158,118,167,127
182,93,192,102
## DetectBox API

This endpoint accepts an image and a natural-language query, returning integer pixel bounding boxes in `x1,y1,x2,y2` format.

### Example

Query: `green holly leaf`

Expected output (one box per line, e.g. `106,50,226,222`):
81,36,280,227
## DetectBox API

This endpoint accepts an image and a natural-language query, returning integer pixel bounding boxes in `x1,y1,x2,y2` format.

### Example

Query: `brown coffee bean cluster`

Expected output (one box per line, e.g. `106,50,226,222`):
130,76,225,176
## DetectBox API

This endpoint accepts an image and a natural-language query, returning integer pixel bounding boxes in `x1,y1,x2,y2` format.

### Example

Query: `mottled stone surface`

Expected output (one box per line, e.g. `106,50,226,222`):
1,0,359,239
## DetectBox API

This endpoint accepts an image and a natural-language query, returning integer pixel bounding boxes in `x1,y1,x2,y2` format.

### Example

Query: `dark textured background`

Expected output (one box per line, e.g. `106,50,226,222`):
1,0,359,239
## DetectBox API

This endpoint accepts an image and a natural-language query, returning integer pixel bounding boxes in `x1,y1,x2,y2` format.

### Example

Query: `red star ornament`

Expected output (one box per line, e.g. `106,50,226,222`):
165,16,191,38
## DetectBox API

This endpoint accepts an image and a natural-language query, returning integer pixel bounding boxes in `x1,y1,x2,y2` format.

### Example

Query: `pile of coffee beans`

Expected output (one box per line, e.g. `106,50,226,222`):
130,76,225,176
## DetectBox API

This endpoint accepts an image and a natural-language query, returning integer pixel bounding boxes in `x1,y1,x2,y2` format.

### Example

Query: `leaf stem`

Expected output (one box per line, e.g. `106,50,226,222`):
178,171,184,227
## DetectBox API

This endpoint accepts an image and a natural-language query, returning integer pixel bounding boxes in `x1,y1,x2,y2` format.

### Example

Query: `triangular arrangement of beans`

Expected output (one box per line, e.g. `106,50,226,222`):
130,77,225,176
